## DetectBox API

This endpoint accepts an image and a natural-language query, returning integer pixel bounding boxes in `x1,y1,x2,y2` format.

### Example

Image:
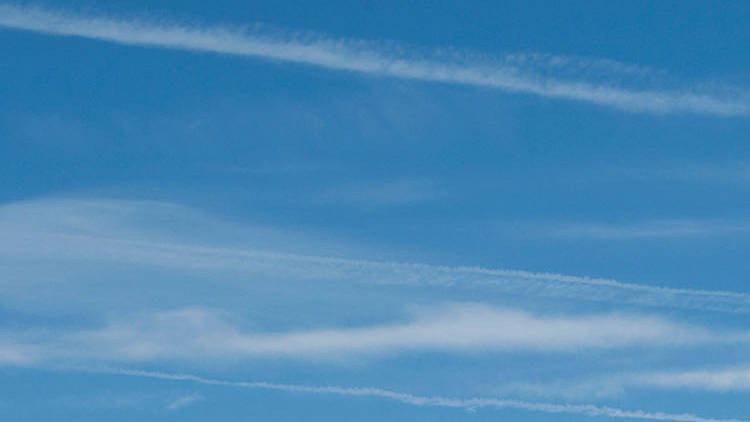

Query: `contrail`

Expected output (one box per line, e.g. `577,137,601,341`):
109,369,746,422
8,229,750,314
0,3,747,115
5,198,750,314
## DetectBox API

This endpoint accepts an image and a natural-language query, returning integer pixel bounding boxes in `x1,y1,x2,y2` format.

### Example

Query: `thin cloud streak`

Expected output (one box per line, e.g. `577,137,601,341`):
637,366,750,392
3,305,728,364
166,393,203,410
10,231,750,314
5,198,750,314
0,343,37,365
490,366,750,399
548,220,750,239
108,369,747,422
0,4,747,115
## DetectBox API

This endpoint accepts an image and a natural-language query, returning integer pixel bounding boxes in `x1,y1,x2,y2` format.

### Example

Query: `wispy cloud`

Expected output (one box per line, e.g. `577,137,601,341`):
635,366,750,393
493,377,629,401
614,162,750,185
52,390,202,411
166,392,203,410
0,4,747,115
489,366,750,399
4,198,750,314
107,369,747,422
546,219,750,239
0,305,743,364
0,343,38,365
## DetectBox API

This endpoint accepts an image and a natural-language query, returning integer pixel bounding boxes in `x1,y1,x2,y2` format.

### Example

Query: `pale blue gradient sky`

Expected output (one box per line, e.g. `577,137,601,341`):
2,2,750,421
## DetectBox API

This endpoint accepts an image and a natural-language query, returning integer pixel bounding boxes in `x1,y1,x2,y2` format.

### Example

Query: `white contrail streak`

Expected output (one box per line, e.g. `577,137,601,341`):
0,4,747,115
7,229,750,314
61,235,750,314
110,369,746,422
5,198,750,313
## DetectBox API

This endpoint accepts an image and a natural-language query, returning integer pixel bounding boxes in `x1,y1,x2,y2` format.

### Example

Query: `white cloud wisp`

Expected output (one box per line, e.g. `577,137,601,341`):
548,220,750,239
4,198,750,314
0,4,747,115
484,365,750,400
0,305,743,365
636,366,750,393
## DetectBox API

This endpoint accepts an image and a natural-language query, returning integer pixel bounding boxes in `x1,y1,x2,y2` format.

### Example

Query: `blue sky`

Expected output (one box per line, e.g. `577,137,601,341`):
2,1,750,421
